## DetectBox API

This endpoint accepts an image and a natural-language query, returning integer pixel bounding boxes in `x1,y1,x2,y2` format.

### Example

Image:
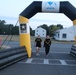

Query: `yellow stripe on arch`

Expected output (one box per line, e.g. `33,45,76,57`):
74,36,76,43
73,19,76,25
19,16,29,23
19,16,31,57
20,33,31,58
73,19,76,44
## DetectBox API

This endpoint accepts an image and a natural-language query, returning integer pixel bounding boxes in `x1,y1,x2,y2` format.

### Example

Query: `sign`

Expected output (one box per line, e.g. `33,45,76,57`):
20,24,27,33
42,1,60,13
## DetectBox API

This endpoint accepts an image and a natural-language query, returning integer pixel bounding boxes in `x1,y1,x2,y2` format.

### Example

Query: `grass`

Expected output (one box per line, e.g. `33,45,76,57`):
0,35,20,42
0,35,75,44
0,35,75,50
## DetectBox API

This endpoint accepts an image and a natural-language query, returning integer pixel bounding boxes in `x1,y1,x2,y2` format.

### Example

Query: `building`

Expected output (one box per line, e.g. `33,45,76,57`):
35,27,46,37
54,26,74,41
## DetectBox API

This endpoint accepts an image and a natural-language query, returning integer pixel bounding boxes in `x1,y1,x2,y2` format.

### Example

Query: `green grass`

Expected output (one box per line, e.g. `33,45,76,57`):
0,35,20,42
0,35,75,44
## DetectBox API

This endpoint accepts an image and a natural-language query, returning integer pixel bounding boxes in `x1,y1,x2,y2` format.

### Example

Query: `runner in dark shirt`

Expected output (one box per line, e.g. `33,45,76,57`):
35,35,42,56
44,35,51,57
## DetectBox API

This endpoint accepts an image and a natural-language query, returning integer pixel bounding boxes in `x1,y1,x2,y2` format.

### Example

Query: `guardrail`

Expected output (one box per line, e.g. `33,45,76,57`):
70,45,76,57
0,46,28,70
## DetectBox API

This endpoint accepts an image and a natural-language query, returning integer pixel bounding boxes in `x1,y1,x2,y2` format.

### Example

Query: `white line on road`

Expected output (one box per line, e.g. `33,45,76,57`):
50,52,69,54
44,59,49,64
60,60,67,65
26,58,33,63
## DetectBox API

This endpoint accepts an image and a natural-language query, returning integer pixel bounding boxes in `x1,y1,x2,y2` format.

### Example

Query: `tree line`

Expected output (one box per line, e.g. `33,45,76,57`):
0,20,19,35
0,20,63,36
37,24,63,36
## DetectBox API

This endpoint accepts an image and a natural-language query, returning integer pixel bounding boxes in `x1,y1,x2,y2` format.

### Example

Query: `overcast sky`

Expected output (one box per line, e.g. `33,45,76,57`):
0,0,76,29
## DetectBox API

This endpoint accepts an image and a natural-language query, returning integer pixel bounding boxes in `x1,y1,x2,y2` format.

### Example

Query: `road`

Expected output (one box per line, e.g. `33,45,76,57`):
0,41,76,75
3,41,72,53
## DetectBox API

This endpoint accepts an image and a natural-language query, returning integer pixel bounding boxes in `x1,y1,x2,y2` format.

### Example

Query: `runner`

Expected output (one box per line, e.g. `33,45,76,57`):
35,35,42,56
44,35,51,57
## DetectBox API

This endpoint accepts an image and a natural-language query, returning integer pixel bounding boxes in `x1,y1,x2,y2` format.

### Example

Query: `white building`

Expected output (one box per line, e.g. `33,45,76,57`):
35,27,46,37
54,26,75,41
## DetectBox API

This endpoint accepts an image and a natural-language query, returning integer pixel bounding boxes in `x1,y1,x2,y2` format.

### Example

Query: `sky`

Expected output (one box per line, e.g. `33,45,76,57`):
0,0,76,30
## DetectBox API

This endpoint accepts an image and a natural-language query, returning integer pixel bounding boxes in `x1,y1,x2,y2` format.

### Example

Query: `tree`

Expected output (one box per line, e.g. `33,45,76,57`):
49,24,63,36
32,30,35,36
11,26,19,35
30,27,35,36
0,20,6,34
49,25,57,36
0,20,6,25
0,20,20,35
57,24,63,29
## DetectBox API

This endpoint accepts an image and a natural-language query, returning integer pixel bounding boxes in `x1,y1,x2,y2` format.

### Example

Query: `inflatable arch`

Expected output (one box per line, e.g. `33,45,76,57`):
19,1,76,57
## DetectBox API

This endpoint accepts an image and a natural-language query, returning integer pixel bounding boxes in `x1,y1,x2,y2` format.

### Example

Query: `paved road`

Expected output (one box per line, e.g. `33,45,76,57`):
0,52,76,75
0,41,76,75
2,41,20,48
31,42,72,53
3,41,72,53
2,41,72,53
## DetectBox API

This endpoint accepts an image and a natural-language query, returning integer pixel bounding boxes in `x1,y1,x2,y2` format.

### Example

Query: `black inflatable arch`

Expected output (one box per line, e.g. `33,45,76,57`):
19,1,76,57
20,1,76,21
